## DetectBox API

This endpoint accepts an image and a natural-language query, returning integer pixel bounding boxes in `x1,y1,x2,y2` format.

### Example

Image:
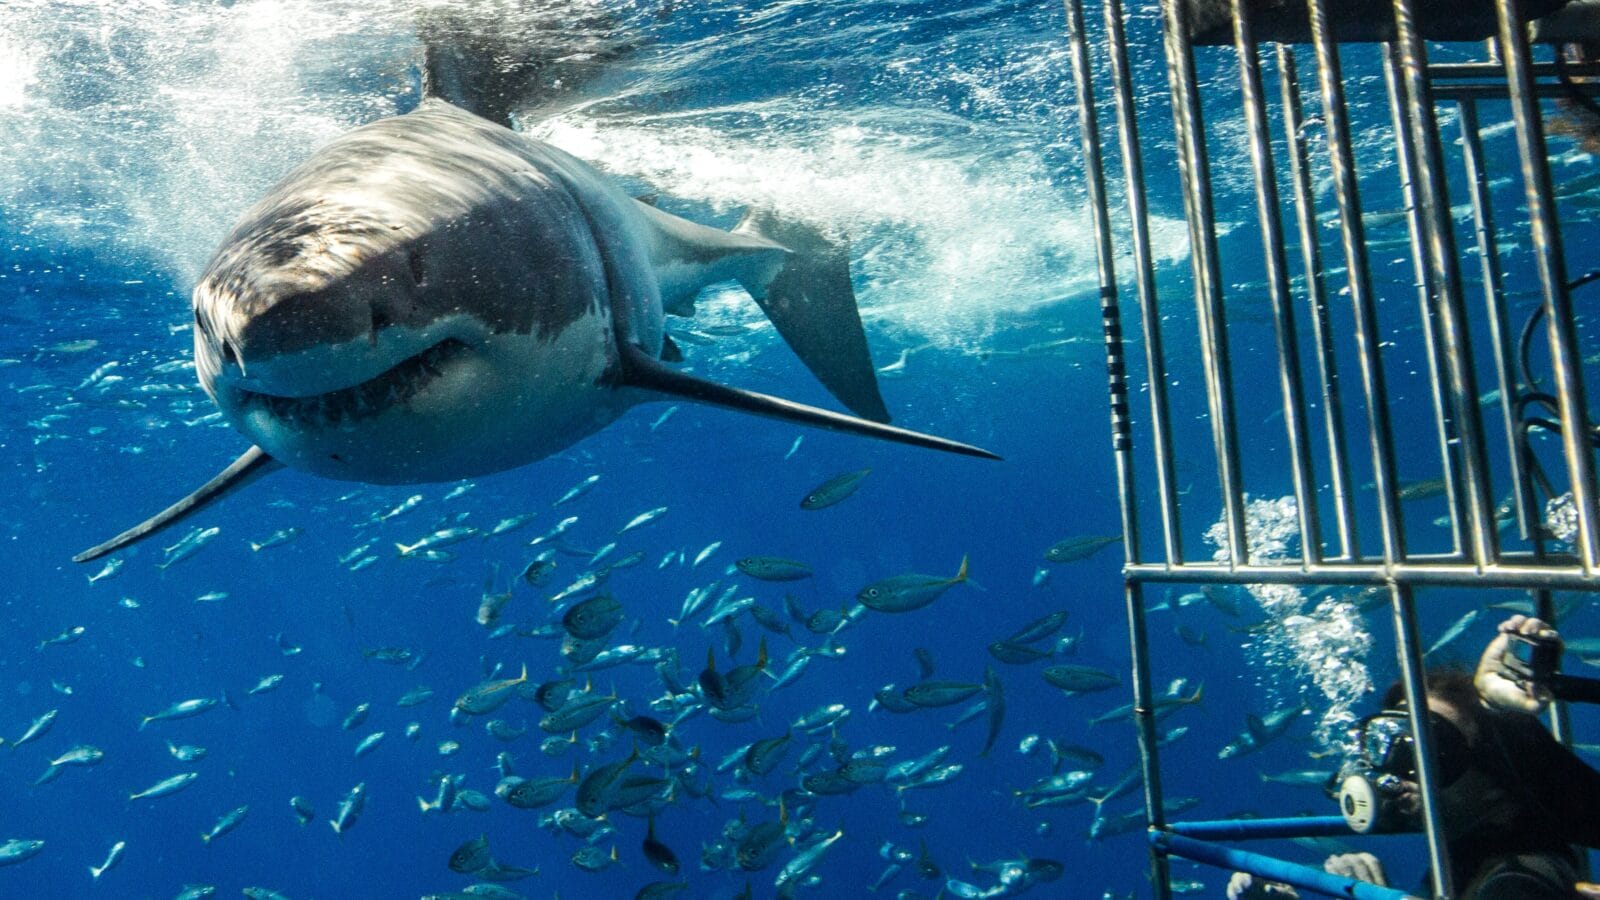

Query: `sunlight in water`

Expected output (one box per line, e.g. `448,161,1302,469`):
0,33,36,109
1205,495,1373,750
0,0,1191,351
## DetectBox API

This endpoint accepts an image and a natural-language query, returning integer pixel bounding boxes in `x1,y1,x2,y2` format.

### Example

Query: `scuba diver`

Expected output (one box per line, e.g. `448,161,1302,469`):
1228,615,1600,899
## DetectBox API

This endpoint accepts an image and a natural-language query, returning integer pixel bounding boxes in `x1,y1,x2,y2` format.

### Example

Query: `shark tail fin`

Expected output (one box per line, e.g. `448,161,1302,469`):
732,210,889,423
72,445,281,563
617,343,998,461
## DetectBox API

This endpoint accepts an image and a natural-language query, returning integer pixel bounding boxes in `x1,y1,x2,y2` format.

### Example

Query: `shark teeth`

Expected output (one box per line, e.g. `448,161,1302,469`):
237,339,468,429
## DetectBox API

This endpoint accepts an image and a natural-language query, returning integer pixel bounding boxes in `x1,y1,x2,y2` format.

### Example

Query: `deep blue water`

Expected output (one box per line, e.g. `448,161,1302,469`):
3,1,1600,898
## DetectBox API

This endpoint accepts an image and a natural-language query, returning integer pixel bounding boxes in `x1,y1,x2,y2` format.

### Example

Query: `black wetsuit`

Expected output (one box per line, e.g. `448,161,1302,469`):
1444,710,1600,899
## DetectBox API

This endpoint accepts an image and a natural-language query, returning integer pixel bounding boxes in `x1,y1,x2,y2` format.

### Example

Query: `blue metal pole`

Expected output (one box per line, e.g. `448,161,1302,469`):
1168,817,1404,842
1151,830,1422,900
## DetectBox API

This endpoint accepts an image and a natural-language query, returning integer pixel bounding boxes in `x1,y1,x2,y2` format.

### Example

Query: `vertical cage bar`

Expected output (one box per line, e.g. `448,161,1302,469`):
1495,0,1600,573
1279,45,1362,562
1062,3,1169,895
1105,0,1184,566
1063,0,1135,563
1124,579,1170,898
1306,0,1409,565
1381,47,1471,560
1390,584,1458,899
1161,0,1250,568
1231,0,1323,566
1390,0,1501,568
1457,100,1538,544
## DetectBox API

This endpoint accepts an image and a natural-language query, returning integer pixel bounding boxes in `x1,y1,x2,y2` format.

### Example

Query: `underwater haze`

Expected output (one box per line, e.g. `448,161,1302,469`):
3,1,1599,899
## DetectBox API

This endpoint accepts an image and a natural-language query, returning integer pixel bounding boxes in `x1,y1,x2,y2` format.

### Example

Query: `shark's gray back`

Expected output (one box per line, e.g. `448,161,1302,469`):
199,99,665,366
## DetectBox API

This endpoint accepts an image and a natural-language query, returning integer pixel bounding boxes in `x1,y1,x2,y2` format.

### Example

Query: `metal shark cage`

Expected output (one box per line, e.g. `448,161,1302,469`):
1063,0,1600,897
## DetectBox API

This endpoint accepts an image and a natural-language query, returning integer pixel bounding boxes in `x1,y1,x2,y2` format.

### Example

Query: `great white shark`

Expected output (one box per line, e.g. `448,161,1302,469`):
75,91,997,563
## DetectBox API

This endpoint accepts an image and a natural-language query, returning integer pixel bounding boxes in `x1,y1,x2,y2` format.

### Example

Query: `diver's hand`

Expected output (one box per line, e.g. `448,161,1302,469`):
1323,852,1388,887
1226,872,1299,900
1476,615,1560,715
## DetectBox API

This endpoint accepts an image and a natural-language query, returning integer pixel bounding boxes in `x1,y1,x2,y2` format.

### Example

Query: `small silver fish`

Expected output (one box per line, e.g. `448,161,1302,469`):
87,558,123,585
129,772,199,801
396,527,479,556
0,839,44,867
249,527,301,552
618,506,668,534
247,674,284,696
1424,609,1481,659
858,556,970,613
330,782,366,834
89,840,124,879
799,468,870,510
291,796,316,826
353,732,386,758
376,494,424,522
650,406,679,431
167,741,207,762
489,513,539,536
554,474,600,507
13,710,58,748
159,526,221,570
201,805,249,844
38,626,86,651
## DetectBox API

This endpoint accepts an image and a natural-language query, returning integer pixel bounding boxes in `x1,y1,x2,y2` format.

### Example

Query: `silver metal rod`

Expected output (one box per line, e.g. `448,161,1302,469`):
1232,0,1322,566
1391,0,1500,572
1063,2,1169,895
1430,60,1600,79
1105,0,1184,565
1127,558,1599,589
1064,0,1137,566
1495,0,1600,573
1278,45,1361,562
1307,0,1409,565
1456,99,1537,544
1434,81,1600,101
1161,0,1249,568
1124,578,1170,897
1388,580,1456,899
1381,45,1470,560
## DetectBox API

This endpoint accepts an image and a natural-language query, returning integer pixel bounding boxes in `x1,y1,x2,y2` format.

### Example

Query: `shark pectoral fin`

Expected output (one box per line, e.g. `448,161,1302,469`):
72,445,282,563
732,210,891,424
617,344,998,460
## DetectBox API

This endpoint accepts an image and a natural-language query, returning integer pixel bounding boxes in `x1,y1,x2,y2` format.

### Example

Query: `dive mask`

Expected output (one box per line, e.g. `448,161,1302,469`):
1336,708,1471,834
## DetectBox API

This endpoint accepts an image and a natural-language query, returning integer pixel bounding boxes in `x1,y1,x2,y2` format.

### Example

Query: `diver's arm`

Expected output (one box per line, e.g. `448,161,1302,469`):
1514,715,1600,848
1225,854,1387,899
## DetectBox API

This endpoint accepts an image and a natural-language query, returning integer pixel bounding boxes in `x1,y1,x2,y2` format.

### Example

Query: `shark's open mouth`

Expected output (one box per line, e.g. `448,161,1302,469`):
235,339,470,428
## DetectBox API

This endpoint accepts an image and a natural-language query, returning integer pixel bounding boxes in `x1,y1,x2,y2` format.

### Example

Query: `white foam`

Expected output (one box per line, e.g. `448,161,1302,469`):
534,107,1190,348
0,0,1188,349
0,32,37,110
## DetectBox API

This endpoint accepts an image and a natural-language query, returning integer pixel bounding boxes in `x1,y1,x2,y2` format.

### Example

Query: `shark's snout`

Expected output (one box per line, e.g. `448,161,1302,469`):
235,289,372,365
